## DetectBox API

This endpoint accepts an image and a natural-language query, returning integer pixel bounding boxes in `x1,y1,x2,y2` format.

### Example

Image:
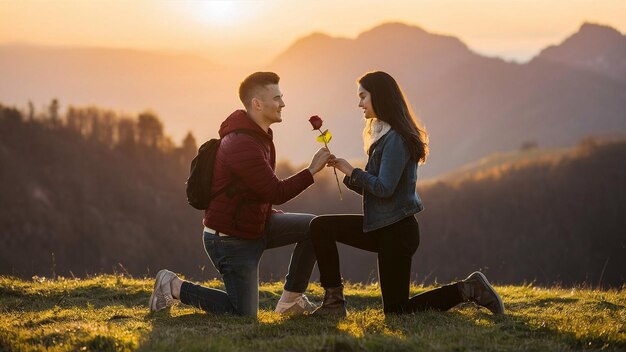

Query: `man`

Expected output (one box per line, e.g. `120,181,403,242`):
149,72,330,317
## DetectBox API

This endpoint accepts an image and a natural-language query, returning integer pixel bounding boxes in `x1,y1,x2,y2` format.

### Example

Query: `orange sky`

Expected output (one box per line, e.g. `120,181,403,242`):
1,0,625,66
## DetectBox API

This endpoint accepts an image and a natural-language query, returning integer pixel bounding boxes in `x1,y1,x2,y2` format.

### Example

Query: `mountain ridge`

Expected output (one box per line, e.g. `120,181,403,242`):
535,22,626,81
1,21,625,177
268,21,626,177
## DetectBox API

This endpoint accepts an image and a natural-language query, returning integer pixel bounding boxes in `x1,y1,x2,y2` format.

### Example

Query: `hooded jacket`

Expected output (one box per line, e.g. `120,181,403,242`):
203,110,314,238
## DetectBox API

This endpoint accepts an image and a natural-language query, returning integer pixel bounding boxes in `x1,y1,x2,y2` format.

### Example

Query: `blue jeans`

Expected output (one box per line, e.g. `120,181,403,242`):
179,212,316,317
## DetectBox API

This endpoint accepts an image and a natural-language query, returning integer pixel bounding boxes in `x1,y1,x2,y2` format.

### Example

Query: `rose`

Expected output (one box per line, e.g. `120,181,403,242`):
309,115,323,130
309,115,332,144
308,115,343,200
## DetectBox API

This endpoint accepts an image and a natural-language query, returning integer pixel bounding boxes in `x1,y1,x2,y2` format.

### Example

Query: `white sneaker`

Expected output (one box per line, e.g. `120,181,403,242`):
149,269,177,312
275,294,318,315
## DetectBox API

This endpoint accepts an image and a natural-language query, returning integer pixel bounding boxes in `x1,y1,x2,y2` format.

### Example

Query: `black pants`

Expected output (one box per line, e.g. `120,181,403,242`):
310,215,463,314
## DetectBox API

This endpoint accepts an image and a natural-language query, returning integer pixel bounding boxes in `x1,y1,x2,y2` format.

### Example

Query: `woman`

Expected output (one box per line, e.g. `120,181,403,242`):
310,71,504,316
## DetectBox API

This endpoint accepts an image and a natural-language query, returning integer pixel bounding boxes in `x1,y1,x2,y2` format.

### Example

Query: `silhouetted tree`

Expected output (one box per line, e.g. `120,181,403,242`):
137,111,164,149
27,101,35,121
117,117,137,153
93,110,116,147
65,106,80,135
180,131,197,166
47,98,60,127
0,104,22,124
87,107,102,143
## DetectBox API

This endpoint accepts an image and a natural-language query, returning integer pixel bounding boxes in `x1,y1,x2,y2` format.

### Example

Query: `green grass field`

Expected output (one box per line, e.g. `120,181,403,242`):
0,275,624,351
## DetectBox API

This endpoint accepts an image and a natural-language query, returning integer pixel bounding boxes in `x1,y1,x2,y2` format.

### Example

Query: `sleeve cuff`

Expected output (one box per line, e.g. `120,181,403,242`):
349,168,364,186
342,175,351,187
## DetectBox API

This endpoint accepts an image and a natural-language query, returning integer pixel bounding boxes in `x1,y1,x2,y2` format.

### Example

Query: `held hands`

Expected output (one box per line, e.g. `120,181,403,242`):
307,147,332,175
327,156,354,176
307,148,354,177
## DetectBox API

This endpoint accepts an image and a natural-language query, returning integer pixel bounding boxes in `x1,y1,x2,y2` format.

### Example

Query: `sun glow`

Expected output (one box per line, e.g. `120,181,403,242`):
194,1,245,26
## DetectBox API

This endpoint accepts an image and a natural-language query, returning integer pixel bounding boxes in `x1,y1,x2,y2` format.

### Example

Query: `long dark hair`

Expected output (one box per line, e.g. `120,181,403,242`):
359,71,428,163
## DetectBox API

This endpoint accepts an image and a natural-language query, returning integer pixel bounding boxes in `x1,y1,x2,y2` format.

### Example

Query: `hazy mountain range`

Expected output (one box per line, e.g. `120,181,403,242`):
1,22,625,177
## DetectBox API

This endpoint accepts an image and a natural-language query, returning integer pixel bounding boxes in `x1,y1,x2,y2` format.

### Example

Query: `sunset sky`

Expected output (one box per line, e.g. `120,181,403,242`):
1,0,625,67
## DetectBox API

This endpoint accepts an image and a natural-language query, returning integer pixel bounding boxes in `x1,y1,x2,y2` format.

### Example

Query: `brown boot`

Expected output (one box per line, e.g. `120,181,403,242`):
311,286,347,316
460,271,505,315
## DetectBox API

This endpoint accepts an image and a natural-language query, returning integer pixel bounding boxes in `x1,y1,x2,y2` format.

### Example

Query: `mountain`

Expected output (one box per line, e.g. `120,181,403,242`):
268,22,626,177
1,23,625,178
536,22,626,81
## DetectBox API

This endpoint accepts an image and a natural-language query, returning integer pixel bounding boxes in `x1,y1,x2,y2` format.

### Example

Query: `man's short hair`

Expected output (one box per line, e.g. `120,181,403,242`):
239,72,280,108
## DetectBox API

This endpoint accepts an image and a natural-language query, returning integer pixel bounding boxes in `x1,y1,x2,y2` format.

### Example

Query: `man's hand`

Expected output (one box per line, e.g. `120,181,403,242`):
327,156,354,176
307,147,331,175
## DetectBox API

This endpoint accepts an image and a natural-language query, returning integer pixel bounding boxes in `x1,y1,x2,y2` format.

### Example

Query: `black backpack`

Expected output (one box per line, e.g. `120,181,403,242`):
185,130,249,210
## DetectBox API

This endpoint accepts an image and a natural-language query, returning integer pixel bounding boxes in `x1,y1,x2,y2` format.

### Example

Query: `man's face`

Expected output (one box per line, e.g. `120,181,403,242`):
255,84,285,125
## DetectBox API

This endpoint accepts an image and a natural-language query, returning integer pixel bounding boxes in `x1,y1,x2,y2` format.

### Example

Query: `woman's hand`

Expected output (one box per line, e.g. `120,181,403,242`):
327,156,354,176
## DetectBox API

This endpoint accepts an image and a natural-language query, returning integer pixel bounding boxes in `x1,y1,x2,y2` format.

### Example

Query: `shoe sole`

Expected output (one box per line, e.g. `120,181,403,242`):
275,301,317,315
149,270,167,312
275,306,306,315
472,271,505,315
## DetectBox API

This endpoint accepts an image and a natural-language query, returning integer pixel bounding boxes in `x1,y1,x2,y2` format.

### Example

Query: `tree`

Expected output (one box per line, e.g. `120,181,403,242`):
96,110,116,148
65,106,80,135
87,107,102,143
48,98,60,127
137,111,164,149
27,101,35,121
182,131,197,150
181,131,197,161
0,104,22,124
117,117,137,153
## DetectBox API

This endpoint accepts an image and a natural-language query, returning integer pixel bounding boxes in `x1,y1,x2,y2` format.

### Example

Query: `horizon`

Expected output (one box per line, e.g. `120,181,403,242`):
1,20,622,67
1,0,625,67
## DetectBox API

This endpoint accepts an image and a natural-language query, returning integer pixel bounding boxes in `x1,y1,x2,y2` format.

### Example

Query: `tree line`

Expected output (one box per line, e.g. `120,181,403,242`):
2,99,198,164
1,101,624,287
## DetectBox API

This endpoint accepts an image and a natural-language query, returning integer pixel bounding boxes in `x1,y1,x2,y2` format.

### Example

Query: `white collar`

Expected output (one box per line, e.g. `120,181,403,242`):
363,118,391,155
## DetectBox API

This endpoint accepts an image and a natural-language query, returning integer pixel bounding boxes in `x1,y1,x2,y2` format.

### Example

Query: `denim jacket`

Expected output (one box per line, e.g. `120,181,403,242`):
343,129,424,232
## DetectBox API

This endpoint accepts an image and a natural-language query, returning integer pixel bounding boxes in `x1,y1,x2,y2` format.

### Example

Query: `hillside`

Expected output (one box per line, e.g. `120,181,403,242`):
1,275,624,351
1,104,625,287
278,138,626,288
414,139,626,287
0,104,210,280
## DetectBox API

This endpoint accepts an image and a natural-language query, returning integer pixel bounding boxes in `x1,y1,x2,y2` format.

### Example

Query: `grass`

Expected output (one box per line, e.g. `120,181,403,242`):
0,275,624,351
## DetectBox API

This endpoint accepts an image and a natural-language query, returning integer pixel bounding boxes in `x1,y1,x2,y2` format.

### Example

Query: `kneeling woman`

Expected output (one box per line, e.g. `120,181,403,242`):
310,71,504,316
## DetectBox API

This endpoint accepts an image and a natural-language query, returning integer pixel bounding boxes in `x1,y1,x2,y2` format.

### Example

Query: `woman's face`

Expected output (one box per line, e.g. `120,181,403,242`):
358,84,376,119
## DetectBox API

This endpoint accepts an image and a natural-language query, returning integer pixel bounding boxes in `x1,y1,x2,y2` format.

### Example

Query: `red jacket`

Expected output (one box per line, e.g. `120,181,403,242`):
203,110,314,239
